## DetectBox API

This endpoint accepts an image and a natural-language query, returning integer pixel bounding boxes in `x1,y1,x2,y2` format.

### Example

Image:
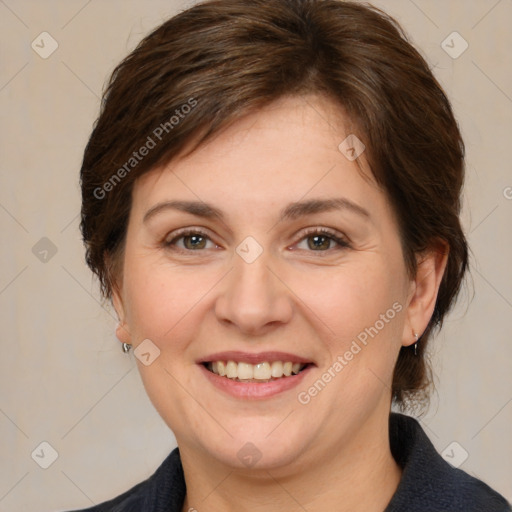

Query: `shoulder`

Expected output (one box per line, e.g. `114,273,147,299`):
386,413,511,512
62,447,186,512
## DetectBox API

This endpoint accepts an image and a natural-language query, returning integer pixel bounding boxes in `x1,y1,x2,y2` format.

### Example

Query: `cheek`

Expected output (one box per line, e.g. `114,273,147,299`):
122,258,222,349
290,257,405,351
123,247,406,358
296,263,406,402
120,260,220,432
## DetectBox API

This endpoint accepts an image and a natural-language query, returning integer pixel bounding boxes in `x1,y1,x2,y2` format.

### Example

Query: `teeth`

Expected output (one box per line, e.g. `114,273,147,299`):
254,362,271,380
237,362,253,380
207,360,307,380
226,360,238,378
217,361,226,377
271,361,283,377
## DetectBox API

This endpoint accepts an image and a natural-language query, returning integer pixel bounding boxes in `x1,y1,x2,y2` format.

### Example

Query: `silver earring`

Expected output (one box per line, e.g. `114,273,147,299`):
122,342,132,353
413,332,419,356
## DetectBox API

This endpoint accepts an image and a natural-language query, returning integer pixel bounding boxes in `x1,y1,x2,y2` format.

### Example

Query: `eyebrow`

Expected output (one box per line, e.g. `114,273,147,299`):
143,197,371,224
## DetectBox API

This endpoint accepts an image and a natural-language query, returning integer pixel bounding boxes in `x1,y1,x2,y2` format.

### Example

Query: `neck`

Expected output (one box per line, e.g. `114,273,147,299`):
179,410,402,512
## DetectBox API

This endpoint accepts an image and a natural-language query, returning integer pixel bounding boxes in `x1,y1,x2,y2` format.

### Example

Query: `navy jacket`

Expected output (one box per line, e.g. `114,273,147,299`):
66,413,511,511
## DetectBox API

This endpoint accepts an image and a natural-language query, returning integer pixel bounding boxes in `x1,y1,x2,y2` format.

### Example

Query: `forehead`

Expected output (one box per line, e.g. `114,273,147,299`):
131,94,386,223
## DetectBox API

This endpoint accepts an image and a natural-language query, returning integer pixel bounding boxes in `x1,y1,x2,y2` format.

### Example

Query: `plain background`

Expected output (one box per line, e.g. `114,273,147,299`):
0,0,511,510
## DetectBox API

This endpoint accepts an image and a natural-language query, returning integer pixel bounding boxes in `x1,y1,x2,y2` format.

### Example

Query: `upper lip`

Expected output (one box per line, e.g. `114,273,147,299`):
197,351,314,365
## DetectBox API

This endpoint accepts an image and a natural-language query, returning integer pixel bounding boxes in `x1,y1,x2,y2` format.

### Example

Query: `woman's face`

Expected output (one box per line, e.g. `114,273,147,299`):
113,94,417,471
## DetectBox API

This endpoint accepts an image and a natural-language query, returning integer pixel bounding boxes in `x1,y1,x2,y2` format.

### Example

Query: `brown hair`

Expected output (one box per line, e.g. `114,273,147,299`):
80,0,468,410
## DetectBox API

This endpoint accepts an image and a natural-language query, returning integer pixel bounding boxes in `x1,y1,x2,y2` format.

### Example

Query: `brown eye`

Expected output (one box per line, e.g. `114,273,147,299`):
164,229,215,252
181,233,207,250
308,234,331,250
295,228,351,252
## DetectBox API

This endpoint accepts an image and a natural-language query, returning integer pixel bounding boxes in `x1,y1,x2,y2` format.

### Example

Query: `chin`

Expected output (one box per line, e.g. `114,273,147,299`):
196,418,313,471
207,437,307,472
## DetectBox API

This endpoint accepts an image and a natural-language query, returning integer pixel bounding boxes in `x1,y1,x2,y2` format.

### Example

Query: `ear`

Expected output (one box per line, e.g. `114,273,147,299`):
106,252,131,345
112,285,131,344
111,283,132,345
402,241,449,347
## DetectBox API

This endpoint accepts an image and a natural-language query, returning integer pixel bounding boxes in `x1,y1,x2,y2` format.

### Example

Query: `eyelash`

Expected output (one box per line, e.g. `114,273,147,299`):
162,227,351,255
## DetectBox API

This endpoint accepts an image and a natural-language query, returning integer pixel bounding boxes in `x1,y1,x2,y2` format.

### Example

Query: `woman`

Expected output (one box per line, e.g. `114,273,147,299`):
71,0,511,510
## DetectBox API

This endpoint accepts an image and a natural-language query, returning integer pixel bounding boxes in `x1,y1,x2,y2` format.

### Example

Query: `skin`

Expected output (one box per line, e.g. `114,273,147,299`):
112,94,448,512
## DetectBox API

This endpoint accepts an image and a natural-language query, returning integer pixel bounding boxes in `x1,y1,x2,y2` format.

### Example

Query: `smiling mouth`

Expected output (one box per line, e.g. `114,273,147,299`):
203,360,311,383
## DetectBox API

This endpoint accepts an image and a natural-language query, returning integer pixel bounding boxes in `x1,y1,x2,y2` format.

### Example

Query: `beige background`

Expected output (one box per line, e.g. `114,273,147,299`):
0,0,511,510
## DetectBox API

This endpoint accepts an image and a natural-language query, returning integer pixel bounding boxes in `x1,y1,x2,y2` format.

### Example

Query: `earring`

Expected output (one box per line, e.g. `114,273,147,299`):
413,332,419,356
122,342,132,353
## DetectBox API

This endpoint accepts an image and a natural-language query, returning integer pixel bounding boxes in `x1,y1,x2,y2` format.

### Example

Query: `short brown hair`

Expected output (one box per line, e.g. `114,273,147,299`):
80,0,468,410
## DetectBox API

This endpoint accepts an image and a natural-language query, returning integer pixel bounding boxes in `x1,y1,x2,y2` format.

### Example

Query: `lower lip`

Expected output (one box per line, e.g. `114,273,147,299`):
199,364,313,399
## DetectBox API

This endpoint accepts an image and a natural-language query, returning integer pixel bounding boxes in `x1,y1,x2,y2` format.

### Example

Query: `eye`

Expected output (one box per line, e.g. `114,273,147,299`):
293,228,351,253
163,228,218,252
163,227,351,254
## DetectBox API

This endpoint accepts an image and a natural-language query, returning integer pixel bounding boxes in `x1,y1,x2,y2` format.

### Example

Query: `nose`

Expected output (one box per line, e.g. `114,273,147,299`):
214,249,293,336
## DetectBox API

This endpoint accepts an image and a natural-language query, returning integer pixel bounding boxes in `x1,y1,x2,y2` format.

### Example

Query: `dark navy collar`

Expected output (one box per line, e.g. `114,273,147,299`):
70,413,511,511
385,413,510,511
